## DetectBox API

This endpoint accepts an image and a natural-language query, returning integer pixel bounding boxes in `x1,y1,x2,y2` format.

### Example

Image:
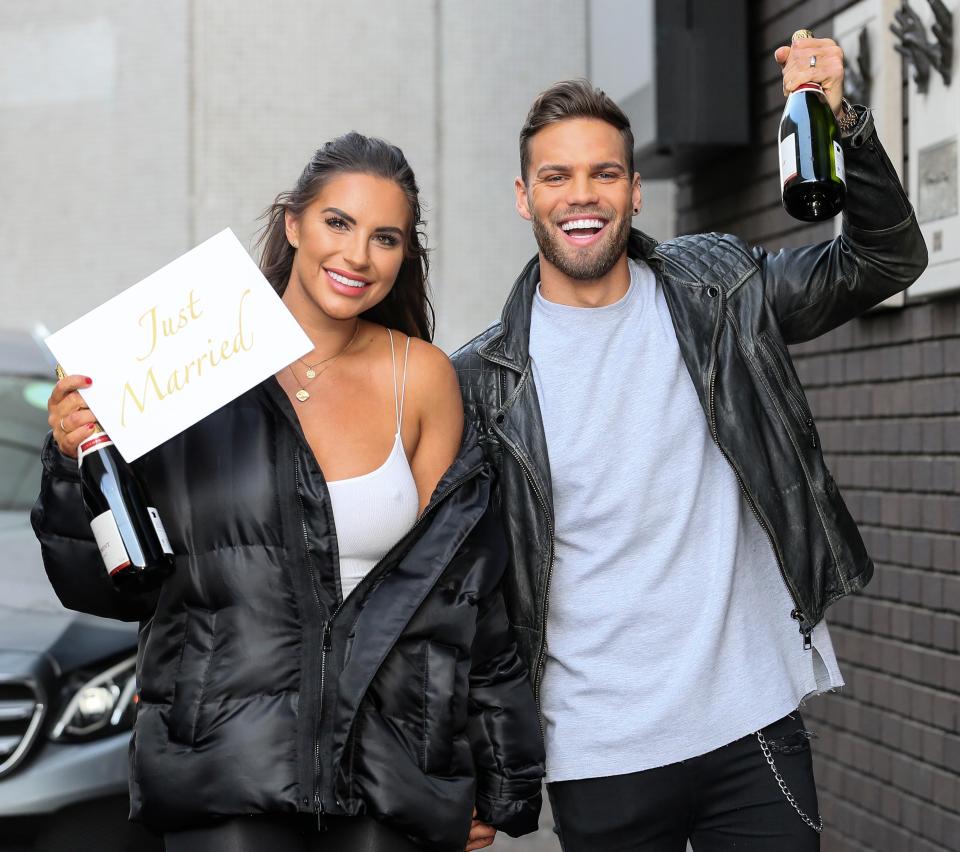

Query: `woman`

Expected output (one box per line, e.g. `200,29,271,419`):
32,133,544,852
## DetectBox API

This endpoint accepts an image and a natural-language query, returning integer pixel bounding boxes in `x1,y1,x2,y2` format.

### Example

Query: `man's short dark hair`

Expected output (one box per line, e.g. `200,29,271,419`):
519,79,635,183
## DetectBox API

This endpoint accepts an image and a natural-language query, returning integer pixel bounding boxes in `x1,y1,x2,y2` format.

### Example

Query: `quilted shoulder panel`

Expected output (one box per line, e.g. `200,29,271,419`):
654,232,757,292
450,322,503,433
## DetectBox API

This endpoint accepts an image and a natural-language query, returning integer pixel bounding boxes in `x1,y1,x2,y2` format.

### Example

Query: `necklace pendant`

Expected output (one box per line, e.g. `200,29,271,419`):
305,368,316,379
295,388,310,402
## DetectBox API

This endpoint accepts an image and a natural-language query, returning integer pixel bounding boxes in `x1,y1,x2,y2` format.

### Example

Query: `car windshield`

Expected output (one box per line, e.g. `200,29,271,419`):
1,376,54,511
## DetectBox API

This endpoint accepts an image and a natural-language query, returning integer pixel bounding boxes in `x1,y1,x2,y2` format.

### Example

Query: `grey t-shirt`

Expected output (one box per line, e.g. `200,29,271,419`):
529,259,843,783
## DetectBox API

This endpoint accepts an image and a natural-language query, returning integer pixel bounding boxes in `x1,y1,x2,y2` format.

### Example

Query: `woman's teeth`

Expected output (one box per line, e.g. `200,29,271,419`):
328,270,366,288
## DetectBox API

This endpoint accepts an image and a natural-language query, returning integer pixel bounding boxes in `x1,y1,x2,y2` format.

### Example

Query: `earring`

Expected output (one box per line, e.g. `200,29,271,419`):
633,208,639,214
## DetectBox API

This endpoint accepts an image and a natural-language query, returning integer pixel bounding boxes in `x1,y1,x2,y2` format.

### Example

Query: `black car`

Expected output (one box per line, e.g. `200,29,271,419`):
0,330,161,852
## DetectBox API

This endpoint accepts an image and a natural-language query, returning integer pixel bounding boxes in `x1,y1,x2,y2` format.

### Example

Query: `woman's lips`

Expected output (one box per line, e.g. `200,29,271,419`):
325,268,371,297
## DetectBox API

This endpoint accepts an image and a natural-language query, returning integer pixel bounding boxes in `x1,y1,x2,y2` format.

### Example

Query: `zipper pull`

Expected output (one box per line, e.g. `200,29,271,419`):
792,610,812,650
322,621,333,651
315,792,326,830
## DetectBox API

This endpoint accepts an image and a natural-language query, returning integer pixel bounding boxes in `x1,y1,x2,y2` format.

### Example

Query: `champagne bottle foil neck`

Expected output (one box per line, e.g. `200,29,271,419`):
78,432,114,465
791,29,814,42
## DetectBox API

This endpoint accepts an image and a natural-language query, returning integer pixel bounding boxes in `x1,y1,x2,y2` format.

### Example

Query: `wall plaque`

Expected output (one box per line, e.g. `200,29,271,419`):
917,138,959,222
905,0,960,299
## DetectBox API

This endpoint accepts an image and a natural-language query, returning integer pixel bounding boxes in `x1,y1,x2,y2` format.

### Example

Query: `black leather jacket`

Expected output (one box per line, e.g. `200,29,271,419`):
452,111,928,709
31,380,544,850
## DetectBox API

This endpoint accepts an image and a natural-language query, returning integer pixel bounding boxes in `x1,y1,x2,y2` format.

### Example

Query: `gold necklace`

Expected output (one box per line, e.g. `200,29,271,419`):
288,320,360,402
299,349,340,379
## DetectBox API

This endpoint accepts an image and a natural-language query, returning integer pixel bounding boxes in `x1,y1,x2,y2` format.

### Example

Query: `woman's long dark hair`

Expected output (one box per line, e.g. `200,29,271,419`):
256,132,434,341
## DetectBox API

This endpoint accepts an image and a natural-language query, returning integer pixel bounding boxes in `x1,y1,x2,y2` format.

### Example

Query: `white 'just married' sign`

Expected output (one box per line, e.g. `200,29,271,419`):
45,228,313,461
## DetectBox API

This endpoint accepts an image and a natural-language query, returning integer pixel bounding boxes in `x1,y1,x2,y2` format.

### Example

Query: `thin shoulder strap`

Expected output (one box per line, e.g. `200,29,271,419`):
398,335,411,433
387,328,400,433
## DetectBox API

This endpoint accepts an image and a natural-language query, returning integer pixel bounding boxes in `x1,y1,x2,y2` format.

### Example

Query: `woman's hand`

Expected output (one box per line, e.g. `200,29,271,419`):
466,808,496,851
48,374,97,458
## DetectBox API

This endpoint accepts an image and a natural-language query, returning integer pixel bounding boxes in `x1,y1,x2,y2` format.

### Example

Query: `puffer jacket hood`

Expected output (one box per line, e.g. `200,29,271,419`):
32,378,544,851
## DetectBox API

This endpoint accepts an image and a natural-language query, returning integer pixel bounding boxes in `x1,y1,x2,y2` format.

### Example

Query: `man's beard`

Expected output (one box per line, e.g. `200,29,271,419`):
531,208,632,281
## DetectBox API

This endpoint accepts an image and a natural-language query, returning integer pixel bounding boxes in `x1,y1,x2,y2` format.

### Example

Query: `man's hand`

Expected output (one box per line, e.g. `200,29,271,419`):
466,808,497,851
775,36,845,116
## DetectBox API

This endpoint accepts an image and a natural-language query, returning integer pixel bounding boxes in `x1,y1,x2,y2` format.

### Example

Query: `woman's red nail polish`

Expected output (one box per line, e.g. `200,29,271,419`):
89,423,96,429
84,377,93,385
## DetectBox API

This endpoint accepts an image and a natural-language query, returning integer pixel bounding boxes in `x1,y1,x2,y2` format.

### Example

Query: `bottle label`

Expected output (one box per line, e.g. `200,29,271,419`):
78,433,114,466
148,507,174,555
833,140,846,185
90,510,132,575
779,133,798,187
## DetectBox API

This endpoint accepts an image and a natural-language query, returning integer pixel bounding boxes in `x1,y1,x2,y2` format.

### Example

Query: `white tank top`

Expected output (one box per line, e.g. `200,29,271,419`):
326,330,419,599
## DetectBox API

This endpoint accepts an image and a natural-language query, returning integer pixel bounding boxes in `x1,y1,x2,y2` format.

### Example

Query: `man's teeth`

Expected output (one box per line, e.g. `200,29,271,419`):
561,219,606,232
328,270,366,288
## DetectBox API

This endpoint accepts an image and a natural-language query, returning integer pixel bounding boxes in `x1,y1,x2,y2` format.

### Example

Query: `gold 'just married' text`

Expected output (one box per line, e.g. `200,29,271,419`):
136,289,204,361
119,288,254,426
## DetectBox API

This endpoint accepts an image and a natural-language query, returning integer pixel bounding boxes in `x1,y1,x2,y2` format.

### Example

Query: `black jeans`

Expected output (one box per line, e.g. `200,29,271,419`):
547,712,820,852
164,815,424,852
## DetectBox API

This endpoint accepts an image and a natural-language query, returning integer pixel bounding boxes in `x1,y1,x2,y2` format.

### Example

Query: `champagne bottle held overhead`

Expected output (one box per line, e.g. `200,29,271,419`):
779,29,846,222
57,366,175,592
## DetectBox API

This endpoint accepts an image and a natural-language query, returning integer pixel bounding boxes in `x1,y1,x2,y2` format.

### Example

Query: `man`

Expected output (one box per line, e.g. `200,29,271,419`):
453,37,927,851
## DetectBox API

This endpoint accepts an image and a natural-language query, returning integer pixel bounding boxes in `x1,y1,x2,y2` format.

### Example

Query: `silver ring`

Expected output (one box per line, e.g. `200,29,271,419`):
59,417,66,433
809,55,817,67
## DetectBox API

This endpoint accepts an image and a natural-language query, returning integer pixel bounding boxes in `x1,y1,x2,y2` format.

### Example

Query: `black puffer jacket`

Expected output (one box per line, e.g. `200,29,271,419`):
31,379,544,850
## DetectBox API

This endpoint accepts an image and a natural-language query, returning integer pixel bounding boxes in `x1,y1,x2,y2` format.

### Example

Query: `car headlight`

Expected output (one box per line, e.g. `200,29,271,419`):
50,655,138,742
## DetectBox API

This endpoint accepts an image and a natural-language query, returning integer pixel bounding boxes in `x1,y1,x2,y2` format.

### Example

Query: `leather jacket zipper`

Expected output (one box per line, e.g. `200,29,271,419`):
706,291,812,643
741,328,848,602
491,365,555,726
502,437,554,717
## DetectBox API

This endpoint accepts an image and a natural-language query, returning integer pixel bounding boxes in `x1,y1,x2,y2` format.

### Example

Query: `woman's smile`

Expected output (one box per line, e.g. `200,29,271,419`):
324,266,374,297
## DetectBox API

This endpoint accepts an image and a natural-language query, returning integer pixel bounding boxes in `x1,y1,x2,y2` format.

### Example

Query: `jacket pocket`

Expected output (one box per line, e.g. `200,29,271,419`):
756,332,820,448
168,608,217,745
421,642,458,775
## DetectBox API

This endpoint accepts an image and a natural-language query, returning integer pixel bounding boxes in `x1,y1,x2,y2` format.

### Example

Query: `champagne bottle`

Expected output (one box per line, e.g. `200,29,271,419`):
779,29,846,222
58,366,175,591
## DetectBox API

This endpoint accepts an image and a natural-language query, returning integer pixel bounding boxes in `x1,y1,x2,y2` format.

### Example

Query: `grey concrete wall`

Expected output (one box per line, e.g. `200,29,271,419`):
3,1,612,353
430,0,588,349
1,1,191,331
189,1,439,279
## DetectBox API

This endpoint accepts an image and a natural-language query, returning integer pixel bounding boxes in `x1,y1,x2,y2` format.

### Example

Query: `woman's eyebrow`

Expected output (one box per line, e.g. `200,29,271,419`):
322,206,403,236
321,206,356,224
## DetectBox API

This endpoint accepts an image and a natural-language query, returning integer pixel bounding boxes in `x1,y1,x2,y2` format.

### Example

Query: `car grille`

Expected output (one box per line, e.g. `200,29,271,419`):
0,681,44,779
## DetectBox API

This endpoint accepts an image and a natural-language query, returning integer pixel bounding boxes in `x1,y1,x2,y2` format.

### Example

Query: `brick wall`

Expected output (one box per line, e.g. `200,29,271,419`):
676,2,960,849
794,303,960,852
